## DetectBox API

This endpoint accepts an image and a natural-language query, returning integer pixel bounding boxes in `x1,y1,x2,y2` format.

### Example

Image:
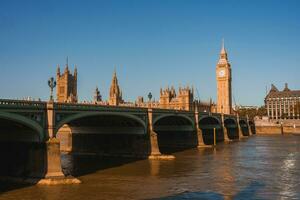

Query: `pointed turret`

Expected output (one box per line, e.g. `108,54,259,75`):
218,39,229,64
56,64,60,76
109,68,123,105
63,56,69,74
74,65,77,78
283,83,290,92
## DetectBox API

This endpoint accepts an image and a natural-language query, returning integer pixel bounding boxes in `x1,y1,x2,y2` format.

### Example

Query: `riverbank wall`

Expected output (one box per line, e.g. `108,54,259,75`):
255,119,300,134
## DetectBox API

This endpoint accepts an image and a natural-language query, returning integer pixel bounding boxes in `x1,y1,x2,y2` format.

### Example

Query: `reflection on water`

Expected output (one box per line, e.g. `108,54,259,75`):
1,135,300,200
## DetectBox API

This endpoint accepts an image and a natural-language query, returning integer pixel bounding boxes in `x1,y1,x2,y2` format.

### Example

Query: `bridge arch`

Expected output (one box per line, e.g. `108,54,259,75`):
56,112,147,133
56,111,149,157
0,111,44,142
153,114,197,154
0,111,46,178
199,116,223,145
224,118,239,140
239,119,249,136
153,114,195,128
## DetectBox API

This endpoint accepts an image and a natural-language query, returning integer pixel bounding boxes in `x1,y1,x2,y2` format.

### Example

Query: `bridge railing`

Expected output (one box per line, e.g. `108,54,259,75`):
0,99,46,109
54,102,149,112
53,102,199,115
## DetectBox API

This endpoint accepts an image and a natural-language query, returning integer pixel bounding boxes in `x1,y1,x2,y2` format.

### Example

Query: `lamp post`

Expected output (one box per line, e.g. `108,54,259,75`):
148,92,152,108
48,77,56,102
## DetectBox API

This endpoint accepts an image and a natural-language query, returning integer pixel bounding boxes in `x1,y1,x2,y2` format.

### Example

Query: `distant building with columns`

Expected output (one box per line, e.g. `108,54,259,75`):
265,83,300,120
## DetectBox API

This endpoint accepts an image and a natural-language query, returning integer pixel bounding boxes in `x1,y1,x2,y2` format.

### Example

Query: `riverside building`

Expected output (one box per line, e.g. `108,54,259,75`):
265,83,300,120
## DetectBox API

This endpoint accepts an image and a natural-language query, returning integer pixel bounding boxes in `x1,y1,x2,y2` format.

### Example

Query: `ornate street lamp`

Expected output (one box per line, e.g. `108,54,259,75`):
148,92,152,108
148,92,152,102
48,77,56,102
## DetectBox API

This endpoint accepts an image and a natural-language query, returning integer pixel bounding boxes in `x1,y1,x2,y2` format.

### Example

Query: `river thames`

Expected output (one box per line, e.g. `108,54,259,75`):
0,135,300,200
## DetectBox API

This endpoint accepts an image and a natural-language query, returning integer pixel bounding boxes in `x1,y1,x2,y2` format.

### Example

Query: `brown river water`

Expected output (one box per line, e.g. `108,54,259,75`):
0,135,300,200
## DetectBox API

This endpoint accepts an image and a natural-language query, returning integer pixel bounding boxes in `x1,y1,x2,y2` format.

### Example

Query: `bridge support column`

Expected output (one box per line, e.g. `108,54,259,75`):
237,116,245,140
46,102,56,138
36,102,80,185
44,102,64,178
45,138,64,178
149,131,161,156
223,127,231,143
37,102,80,184
197,128,207,147
195,108,210,148
221,114,231,143
247,116,252,136
147,108,174,160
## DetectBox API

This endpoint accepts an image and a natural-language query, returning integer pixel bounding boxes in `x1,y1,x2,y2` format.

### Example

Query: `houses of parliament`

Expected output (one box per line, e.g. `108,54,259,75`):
55,42,233,114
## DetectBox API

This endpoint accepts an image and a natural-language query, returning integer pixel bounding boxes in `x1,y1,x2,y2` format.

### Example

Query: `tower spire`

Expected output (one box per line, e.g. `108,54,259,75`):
113,66,117,78
220,38,226,54
64,56,69,73
218,39,228,64
109,67,122,106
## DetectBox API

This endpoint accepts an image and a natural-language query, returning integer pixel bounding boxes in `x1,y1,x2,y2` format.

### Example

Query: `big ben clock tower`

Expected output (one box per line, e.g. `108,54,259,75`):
216,40,232,114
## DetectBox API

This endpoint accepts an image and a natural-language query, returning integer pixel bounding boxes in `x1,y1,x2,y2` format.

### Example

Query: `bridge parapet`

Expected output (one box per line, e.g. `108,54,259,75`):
54,102,148,112
212,113,222,118
0,99,46,109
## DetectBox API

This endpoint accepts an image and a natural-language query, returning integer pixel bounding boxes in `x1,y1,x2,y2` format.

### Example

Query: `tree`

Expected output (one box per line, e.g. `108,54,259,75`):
237,106,267,120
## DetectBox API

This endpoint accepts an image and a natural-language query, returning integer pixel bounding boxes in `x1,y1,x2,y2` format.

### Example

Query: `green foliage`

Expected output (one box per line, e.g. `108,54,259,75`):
237,106,267,120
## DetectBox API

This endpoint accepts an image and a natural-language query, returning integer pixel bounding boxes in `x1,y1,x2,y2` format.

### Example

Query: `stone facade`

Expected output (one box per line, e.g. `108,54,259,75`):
56,64,77,103
159,86,194,111
265,83,300,120
216,41,232,114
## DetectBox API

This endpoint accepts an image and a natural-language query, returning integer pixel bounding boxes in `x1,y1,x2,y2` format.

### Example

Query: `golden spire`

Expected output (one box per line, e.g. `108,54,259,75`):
220,38,226,54
218,39,229,64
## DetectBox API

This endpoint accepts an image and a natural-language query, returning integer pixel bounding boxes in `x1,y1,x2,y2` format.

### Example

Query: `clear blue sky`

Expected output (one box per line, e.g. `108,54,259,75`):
0,0,299,106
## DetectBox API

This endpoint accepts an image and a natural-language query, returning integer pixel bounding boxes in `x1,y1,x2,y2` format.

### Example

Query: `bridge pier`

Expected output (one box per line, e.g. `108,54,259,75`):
44,102,64,178
149,131,161,156
247,116,253,136
148,109,174,160
38,102,80,184
237,116,246,140
221,115,231,143
44,138,64,178
195,109,212,148
196,128,208,148
223,127,231,143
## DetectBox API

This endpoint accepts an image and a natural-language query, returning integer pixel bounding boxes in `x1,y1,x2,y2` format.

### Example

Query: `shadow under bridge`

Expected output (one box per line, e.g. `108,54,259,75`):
153,115,197,154
0,112,45,178
56,112,149,158
239,119,250,136
224,118,239,140
199,116,224,145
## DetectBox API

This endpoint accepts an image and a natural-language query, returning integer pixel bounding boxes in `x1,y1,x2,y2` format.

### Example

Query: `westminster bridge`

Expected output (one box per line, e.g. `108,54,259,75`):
0,99,255,180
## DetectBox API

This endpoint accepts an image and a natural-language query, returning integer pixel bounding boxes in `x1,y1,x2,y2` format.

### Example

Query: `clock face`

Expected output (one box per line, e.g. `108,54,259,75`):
218,69,225,77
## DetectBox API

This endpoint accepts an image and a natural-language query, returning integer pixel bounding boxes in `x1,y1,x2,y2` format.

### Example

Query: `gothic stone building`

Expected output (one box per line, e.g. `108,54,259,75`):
56,64,78,103
109,70,123,106
265,83,300,120
159,86,194,111
158,86,214,112
216,40,232,114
